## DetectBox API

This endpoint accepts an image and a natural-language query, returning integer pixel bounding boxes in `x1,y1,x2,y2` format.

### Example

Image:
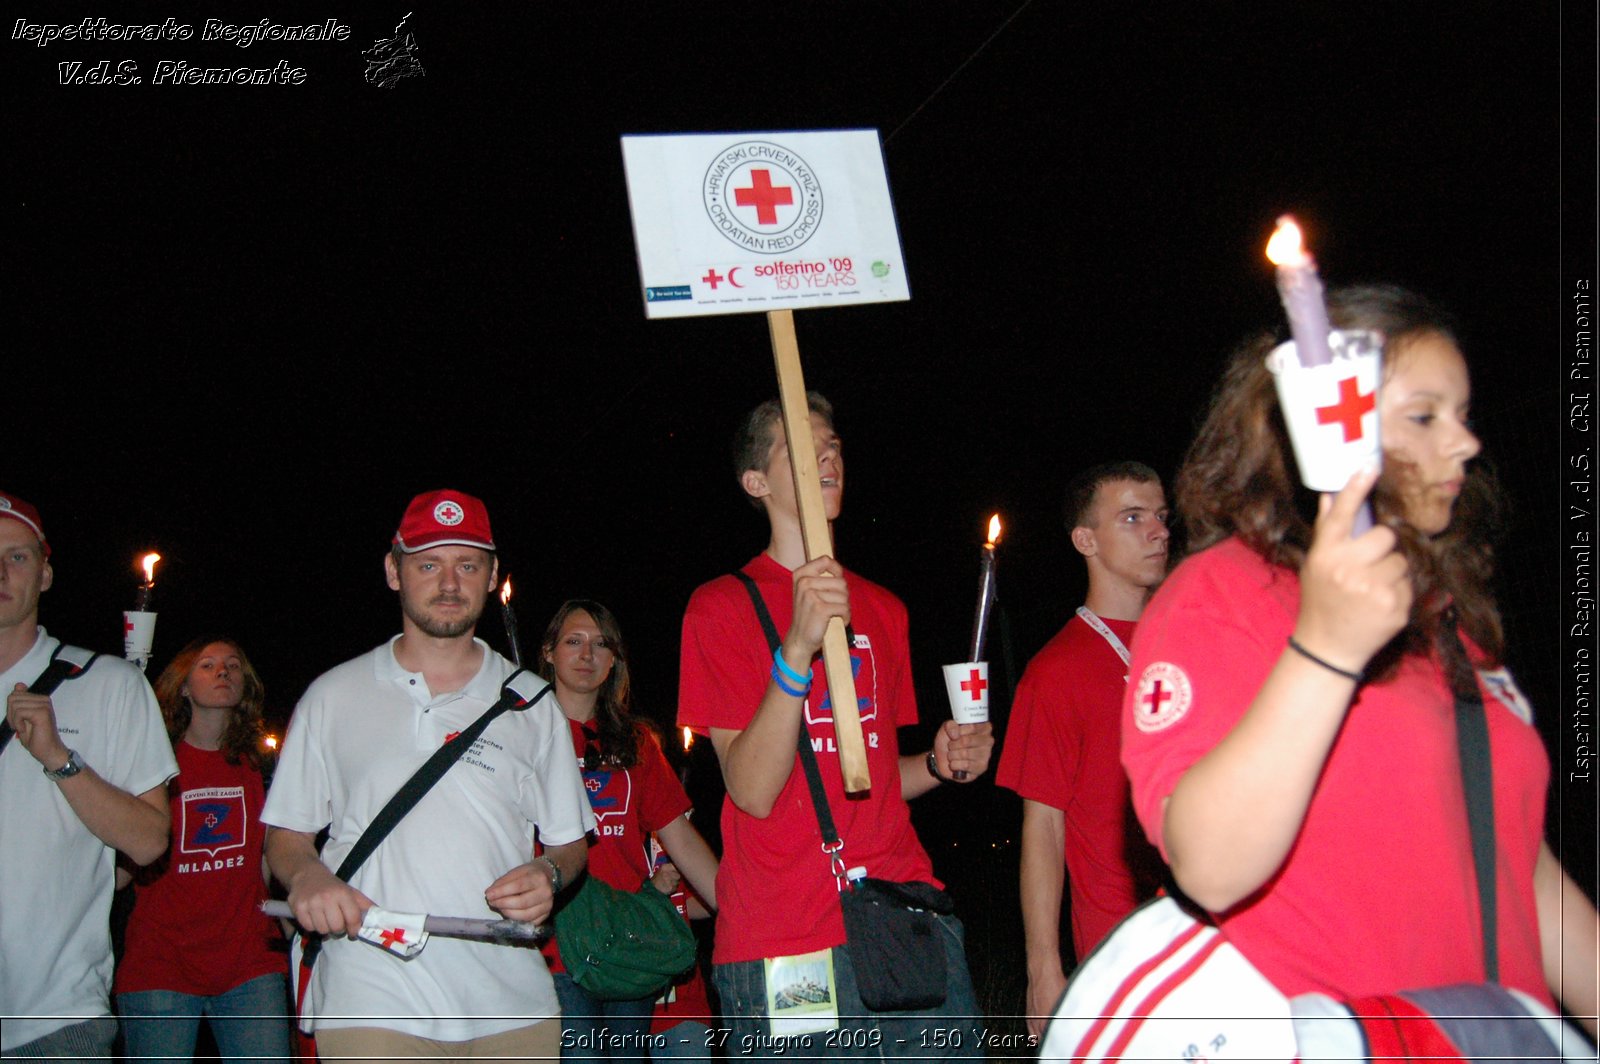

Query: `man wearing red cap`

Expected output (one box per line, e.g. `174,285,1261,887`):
0,492,177,1062
264,490,593,1058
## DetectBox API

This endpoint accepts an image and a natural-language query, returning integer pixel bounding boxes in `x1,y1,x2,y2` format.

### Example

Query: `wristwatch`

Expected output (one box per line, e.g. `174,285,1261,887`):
534,854,564,894
44,749,86,781
925,750,943,782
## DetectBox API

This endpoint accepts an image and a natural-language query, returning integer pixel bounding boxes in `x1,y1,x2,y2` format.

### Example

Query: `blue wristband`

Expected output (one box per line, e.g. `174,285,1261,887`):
772,649,811,690
771,659,810,698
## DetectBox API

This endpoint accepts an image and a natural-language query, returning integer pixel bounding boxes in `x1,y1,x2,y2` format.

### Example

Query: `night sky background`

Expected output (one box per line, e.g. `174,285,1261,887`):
8,1,1595,1026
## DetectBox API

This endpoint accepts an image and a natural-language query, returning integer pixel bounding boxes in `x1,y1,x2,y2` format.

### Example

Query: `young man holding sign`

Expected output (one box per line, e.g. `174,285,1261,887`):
677,394,993,1056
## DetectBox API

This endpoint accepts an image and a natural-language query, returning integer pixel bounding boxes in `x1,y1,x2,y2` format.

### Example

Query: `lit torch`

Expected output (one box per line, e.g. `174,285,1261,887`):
968,514,1002,662
499,577,523,667
135,552,161,611
124,551,162,672
1266,216,1333,368
1265,216,1376,534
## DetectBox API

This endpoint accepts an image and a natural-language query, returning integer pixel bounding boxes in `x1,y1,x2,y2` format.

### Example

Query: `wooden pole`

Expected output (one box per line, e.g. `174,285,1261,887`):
766,309,872,793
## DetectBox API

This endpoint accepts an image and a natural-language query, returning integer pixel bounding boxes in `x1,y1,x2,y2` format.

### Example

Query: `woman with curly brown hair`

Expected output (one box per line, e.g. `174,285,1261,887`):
115,637,291,1063
1121,285,1596,1032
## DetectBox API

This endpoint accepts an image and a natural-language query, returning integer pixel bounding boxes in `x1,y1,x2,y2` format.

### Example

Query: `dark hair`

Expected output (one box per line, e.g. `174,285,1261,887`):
1064,461,1162,530
152,636,268,771
1175,284,1502,688
732,392,835,509
536,599,641,768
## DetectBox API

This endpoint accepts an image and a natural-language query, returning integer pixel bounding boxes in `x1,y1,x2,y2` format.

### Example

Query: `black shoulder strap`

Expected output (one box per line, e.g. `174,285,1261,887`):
732,571,841,853
1442,626,1498,983
0,644,100,757
334,668,552,882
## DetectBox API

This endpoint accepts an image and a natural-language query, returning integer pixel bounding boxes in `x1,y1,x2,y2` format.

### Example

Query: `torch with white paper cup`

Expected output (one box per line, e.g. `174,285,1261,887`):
124,552,161,672
1266,329,1384,491
1265,216,1379,533
942,661,991,725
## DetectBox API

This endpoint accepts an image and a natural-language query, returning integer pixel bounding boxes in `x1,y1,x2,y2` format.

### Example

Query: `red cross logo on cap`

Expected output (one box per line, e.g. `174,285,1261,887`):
433,501,463,526
960,669,987,701
1315,376,1376,443
733,169,794,226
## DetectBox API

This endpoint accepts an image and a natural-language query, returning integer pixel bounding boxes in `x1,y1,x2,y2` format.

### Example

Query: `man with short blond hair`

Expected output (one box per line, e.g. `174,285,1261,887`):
0,491,176,1062
678,395,994,1057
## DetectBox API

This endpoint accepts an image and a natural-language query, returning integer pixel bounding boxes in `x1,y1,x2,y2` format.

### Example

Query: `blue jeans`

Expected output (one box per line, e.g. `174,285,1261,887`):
554,970,660,1064
118,972,291,1064
713,913,984,1059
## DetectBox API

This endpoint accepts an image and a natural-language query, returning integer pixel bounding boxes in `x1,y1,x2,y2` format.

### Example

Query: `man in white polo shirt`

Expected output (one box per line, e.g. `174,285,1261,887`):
0,491,176,1062
264,489,593,1059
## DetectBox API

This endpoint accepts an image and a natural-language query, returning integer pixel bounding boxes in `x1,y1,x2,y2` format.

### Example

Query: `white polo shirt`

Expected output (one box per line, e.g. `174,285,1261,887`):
262,637,593,1039
0,629,177,1051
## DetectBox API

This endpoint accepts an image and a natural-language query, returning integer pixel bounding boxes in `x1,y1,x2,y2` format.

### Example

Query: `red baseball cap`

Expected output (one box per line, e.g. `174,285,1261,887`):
0,492,49,556
392,490,496,554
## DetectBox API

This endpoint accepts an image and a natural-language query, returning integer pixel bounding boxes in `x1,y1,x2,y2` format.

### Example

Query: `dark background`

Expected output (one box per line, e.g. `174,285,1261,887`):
7,0,1595,1029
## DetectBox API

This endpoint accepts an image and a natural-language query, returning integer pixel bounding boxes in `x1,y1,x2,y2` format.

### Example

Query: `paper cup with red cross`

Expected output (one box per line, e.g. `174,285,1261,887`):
942,661,990,725
1267,329,1384,492
123,611,157,672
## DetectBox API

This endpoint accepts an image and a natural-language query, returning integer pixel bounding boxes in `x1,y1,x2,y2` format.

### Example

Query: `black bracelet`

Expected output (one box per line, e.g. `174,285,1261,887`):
1286,636,1362,682
925,750,943,782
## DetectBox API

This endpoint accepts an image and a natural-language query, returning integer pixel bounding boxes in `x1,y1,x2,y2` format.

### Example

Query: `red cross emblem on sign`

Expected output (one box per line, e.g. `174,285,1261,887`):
379,927,408,949
960,669,987,701
733,169,793,225
124,616,134,636
1315,376,1376,443
702,268,724,289
1142,680,1172,717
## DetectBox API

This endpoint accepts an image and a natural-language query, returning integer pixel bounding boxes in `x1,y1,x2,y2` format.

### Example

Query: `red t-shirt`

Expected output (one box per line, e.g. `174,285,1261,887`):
544,723,690,974
997,615,1164,961
115,743,283,997
677,554,937,964
1121,538,1552,1004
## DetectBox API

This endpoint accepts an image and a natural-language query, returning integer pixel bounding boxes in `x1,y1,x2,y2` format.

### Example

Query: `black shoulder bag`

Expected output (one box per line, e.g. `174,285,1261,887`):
734,571,954,1011
293,669,553,1003
0,643,99,757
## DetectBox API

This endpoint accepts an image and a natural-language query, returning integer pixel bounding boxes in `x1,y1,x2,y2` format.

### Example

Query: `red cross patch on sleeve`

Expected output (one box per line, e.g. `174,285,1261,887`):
1133,662,1193,733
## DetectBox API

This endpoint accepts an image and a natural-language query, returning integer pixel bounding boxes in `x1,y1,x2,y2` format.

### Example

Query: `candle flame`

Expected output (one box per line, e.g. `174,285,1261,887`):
1265,215,1310,267
263,734,279,751
681,727,693,752
139,552,161,585
986,513,1002,547
500,576,512,606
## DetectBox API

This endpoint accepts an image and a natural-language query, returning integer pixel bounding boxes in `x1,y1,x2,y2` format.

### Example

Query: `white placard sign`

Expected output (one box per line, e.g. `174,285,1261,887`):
621,130,911,319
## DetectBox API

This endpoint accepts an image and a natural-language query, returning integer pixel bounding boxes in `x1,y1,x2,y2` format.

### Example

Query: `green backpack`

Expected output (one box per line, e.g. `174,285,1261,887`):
555,875,697,1000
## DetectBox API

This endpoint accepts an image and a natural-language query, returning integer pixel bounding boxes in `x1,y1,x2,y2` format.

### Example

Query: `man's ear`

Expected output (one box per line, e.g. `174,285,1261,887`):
384,552,401,591
39,560,53,594
740,468,770,502
1070,526,1097,559
487,555,500,591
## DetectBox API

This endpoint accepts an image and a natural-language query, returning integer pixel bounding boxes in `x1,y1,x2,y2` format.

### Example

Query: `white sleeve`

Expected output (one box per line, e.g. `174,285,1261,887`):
260,687,332,833
96,658,178,796
521,698,594,846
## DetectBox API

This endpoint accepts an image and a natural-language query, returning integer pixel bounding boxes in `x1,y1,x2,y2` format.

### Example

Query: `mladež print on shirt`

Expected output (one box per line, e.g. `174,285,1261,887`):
177,785,249,872
582,763,636,838
806,632,881,751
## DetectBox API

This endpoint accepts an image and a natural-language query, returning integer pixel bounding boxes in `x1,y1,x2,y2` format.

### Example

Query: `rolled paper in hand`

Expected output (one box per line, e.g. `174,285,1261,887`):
1267,330,1384,493
942,660,991,725
123,611,157,672
358,907,429,958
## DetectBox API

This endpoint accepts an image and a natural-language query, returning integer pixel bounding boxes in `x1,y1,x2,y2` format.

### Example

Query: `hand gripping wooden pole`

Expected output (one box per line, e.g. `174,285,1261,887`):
767,309,871,793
